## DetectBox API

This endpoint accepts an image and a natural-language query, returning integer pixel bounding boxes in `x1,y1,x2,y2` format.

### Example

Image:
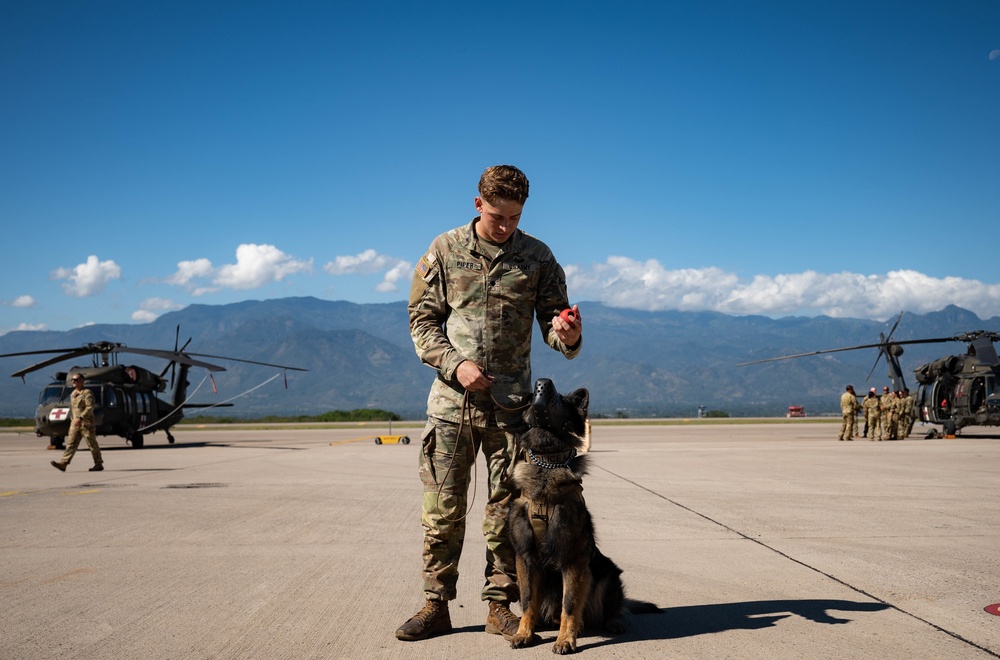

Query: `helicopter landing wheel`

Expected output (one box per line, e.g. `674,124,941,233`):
167,432,175,444
128,432,145,448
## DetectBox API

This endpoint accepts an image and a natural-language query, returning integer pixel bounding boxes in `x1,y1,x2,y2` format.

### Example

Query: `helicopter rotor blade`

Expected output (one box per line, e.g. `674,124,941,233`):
864,332,887,382
8,349,96,379
738,335,962,367
884,311,903,344
116,347,228,372
3,340,307,379
184,352,309,371
0,347,91,359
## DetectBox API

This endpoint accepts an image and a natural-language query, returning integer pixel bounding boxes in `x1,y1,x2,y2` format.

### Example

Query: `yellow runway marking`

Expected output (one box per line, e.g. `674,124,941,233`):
329,436,376,446
64,489,101,495
1,490,22,497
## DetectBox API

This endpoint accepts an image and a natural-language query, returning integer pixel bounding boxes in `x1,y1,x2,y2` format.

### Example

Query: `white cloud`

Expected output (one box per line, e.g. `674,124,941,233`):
131,310,159,323
51,255,121,297
375,260,413,292
131,297,183,323
325,249,411,293
166,258,214,287
214,244,313,290
11,295,36,308
567,258,1000,320
15,322,48,332
324,249,397,275
165,246,311,294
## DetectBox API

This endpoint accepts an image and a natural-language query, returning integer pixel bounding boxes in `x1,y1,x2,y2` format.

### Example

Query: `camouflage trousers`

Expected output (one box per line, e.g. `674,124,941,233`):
885,413,898,439
874,412,886,439
61,421,102,466
865,411,880,439
838,412,854,440
417,417,518,603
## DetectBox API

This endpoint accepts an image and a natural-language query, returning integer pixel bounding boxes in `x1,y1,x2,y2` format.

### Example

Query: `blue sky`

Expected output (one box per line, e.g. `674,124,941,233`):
2,1,999,334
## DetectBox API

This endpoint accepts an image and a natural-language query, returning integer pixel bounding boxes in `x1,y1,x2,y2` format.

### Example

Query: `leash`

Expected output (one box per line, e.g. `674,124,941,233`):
436,387,531,524
437,390,478,523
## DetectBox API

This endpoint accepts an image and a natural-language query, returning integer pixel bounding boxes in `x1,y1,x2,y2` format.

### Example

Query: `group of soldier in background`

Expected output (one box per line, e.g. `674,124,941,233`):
839,384,915,441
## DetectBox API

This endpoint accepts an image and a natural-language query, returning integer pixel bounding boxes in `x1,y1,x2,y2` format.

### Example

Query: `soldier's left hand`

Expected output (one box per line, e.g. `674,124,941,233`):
553,304,582,347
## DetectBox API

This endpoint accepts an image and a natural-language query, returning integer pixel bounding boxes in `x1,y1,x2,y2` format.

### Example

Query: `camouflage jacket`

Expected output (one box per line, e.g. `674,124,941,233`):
840,391,859,414
71,388,95,425
408,218,581,427
902,394,915,415
862,395,879,415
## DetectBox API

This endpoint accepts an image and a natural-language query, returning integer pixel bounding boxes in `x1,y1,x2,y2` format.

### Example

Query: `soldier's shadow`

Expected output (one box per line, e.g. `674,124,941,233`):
575,598,891,651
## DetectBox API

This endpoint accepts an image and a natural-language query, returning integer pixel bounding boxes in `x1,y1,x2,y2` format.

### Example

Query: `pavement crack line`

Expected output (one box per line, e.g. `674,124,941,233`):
597,465,999,658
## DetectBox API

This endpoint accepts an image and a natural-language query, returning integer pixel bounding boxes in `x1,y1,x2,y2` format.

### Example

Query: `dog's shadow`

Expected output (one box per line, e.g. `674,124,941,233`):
576,598,891,651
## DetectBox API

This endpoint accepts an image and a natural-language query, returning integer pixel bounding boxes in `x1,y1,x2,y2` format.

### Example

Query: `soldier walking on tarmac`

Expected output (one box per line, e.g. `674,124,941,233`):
50,372,103,472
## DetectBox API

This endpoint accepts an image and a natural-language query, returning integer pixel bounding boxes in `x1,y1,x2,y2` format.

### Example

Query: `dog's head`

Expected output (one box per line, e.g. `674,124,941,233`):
520,378,589,454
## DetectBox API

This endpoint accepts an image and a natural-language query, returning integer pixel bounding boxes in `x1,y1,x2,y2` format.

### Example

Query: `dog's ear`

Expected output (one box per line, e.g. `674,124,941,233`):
566,388,589,424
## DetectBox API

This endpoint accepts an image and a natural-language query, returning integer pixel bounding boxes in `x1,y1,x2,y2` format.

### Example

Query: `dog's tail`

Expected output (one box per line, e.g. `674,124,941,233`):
625,598,660,614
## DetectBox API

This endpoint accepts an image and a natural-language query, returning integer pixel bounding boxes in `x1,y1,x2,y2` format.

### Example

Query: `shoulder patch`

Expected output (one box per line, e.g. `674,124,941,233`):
416,253,436,279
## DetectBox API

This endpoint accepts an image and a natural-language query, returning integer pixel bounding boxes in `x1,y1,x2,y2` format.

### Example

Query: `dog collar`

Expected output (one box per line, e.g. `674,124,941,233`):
527,448,576,469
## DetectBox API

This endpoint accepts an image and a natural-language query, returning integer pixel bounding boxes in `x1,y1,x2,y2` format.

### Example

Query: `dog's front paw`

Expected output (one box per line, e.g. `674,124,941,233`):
510,632,539,649
552,637,578,654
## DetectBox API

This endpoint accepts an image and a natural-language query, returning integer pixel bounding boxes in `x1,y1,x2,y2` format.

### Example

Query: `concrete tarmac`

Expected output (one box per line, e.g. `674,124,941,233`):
1,421,998,659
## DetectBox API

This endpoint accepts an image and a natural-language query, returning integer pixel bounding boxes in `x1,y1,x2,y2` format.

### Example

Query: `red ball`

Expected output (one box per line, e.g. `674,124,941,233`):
560,309,576,324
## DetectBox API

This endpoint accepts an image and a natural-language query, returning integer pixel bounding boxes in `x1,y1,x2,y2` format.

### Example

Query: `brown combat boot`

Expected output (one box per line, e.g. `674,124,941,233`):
395,599,451,641
485,601,520,641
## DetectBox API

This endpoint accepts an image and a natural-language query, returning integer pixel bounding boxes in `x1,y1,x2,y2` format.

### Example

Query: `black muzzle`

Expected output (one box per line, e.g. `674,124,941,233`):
527,378,570,432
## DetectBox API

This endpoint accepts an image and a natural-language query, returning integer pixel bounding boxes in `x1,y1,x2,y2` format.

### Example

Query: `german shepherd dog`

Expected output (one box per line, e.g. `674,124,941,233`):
506,379,657,654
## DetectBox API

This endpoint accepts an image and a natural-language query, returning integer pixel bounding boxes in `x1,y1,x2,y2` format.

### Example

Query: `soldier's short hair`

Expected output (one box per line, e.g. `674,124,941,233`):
479,165,529,205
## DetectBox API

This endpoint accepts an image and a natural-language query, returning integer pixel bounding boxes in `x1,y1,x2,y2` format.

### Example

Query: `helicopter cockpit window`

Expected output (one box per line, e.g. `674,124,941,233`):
39,385,68,406
970,377,986,413
985,376,998,408
86,386,104,410
103,387,118,408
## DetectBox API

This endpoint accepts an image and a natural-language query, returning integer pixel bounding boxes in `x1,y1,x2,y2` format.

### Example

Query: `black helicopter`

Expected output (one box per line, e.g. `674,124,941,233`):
739,313,1000,438
0,333,307,448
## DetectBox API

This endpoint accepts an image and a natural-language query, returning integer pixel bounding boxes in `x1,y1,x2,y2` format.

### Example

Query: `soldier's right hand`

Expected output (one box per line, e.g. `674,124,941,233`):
456,360,494,392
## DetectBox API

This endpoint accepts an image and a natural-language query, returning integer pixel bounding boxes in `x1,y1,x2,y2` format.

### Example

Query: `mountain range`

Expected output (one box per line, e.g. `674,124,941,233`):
1,298,998,419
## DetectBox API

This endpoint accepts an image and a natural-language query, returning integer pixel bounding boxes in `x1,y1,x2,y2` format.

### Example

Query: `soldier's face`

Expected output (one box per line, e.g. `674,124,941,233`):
474,197,522,244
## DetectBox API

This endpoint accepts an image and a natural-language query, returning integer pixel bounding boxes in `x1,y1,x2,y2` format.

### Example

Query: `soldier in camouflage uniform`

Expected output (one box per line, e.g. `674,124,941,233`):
877,385,891,440
862,388,880,441
901,388,915,438
396,165,582,643
50,373,103,472
886,390,901,440
837,384,859,440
